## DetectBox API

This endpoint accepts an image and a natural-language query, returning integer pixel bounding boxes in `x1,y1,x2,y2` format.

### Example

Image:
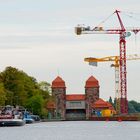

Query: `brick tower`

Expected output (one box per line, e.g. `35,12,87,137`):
51,76,66,120
85,76,99,119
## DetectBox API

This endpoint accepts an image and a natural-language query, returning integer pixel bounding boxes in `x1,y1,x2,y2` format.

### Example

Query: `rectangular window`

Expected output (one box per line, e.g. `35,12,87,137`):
70,101,82,107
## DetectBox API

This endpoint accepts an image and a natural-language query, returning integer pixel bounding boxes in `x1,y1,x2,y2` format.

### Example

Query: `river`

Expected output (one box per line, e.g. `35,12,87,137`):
0,121,140,140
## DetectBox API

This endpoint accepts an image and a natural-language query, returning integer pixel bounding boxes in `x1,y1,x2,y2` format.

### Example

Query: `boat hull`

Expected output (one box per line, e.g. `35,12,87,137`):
0,119,25,127
23,118,34,124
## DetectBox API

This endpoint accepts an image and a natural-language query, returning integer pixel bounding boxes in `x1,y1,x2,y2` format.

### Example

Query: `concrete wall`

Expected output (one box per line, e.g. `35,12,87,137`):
66,101,85,109
66,109,86,120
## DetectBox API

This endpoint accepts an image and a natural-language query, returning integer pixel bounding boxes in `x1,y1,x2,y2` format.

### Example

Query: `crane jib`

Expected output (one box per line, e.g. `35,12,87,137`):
75,10,140,114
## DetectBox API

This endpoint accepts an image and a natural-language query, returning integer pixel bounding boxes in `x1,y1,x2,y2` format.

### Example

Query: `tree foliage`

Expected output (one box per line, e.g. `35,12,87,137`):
0,66,52,117
108,96,113,105
129,100,140,113
0,66,38,106
0,83,7,106
25,94,44,115
38,81,51,99
128,102,136,113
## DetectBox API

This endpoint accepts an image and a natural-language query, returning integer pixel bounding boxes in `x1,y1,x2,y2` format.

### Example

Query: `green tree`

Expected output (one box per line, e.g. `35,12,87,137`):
0,83,7,106
108,96,113,105
26,94,44,115
129,100,140,112
38,81,51,99
1,66,39,106
0,66,52,117
38,81,51,92
5,90,14,105
128,102,136,113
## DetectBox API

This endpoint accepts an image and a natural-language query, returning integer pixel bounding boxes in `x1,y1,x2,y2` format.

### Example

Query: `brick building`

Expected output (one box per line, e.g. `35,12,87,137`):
49,75,114,120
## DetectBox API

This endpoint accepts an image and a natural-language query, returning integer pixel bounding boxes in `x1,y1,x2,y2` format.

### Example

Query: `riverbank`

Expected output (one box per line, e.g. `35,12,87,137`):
41,113,140,122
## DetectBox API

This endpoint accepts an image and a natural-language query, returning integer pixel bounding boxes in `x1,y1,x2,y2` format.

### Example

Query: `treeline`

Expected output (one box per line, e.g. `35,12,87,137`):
0,66,53,118
128,100,140,113
108,97,140,113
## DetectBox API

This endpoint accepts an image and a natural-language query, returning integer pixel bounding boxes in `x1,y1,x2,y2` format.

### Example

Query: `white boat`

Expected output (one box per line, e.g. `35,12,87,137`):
0,115,25,127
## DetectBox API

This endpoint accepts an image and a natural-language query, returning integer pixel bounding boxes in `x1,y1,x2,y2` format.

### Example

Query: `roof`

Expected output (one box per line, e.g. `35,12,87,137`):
85,76,99,88
52,76,66,88
66,94,85,101
46,101,56,109
106,102,114,110
92,98,113,109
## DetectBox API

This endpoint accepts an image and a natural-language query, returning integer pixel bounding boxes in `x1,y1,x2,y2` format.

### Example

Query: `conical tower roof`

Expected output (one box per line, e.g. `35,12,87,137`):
52,76,66,88
85,76,99,88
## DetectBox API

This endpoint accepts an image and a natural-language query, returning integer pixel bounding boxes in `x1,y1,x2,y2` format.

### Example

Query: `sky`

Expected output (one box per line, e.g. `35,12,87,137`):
0,0,140,101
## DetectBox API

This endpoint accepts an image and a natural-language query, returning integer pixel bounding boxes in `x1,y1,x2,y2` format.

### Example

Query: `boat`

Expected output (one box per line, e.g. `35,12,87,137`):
30,115,41,122
23,118,34,124
0,105,25,127
0,115,25,127
23,111,34,124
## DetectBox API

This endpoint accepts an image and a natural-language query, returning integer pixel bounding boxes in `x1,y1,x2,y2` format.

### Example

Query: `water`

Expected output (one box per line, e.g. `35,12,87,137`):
0,121,140,140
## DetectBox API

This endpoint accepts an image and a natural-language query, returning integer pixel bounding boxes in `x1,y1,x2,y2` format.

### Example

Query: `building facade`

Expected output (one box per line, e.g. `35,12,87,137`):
51,76,66,119
50,75,114,120
85,76,100,119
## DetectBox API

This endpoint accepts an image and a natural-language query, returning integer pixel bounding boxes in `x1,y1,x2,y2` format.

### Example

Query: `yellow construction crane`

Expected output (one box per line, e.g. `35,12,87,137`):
84,54,140,114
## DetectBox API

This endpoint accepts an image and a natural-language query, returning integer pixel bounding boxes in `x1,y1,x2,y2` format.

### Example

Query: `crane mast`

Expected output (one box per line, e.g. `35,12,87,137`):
84,55,140,114
75,10,140,114
116,10,128,114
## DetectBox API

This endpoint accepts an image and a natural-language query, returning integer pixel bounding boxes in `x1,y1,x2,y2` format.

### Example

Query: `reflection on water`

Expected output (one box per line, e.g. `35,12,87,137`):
0,121,140,140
